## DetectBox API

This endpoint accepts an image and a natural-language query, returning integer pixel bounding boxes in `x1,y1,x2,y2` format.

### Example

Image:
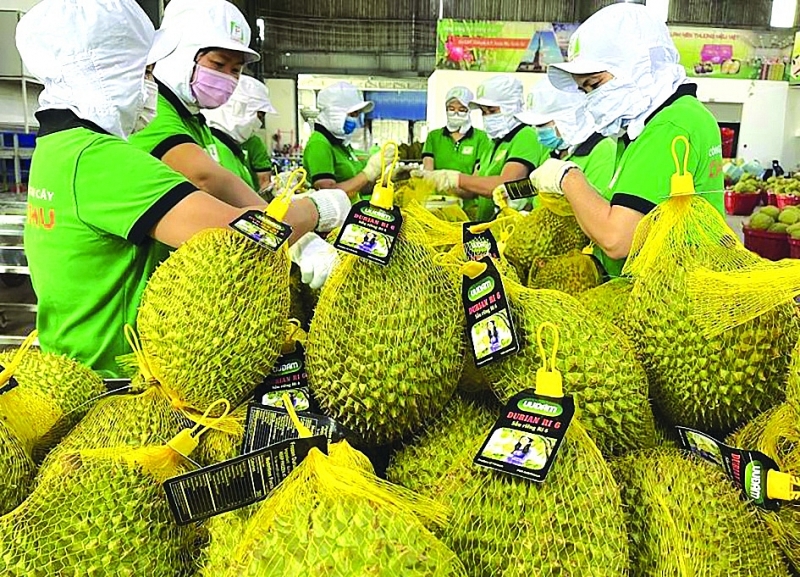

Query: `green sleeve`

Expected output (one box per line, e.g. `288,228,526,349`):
422,130,437,158
128,94,198,159
475,130,493,172
611,121,697,214
302,136,336,183
214,136,257,191
575,137,617,193
74,138,193,243
507,127,549,173
242,135,271,172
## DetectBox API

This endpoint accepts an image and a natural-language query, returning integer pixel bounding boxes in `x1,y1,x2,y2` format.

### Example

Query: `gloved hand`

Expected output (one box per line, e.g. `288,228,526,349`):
362,144,399,182
292,188,351,233
269,170,304,194
410,169,461,193
529,158,580,195
289,233,338,290
491,185,529,211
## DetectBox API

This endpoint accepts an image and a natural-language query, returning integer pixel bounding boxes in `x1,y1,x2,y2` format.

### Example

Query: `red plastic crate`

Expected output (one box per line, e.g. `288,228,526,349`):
790,238,800,259
724,191,760,215
776,194,800,210
743,227,790,261
767,191,778,206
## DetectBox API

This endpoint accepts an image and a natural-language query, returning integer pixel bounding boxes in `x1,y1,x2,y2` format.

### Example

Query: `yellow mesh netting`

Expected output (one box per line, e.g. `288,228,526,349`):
307,212,465,446
193,402,247,466
478,274,655,456
729,403,800,571
527,249,603,294
622,190,799,434
136,227,291,415
0,335,106,461
0,419,34,515
788,341,800,412
214,440,466,577
612,448,790,576
0,442,201,576
580,278,633,328
388,396,629,577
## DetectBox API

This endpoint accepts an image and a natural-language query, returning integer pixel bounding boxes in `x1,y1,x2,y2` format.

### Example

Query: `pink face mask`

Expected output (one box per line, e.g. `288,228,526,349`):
191,65,238,109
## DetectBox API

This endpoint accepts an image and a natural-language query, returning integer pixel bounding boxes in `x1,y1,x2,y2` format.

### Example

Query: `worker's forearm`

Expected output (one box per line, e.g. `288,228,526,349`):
284,198,320,245
457,174,508,198
203,167,266,208
422,157,434,171
561,170,619,254
315,173,370,198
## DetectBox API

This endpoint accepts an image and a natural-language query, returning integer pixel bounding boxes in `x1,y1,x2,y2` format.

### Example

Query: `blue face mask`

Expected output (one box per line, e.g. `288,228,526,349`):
536,125,564,151
343,117,358,135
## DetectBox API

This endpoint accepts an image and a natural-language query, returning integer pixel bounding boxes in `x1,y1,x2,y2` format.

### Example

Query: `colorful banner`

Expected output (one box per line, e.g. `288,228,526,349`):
436,19,794,82
790,31,800,85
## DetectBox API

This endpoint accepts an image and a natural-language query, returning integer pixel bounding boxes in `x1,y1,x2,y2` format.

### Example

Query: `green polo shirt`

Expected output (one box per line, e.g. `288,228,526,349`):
303,124,367,188
210,127,257,190
422,127,492,175
25,110,194,378
129,79,221,164
597,84,725,279
470,124,550,222
241,134,272,188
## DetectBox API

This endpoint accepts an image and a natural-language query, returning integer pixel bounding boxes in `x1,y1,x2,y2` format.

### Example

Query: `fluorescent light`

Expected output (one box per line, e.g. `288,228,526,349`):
645,0,669,22
771,0,797,28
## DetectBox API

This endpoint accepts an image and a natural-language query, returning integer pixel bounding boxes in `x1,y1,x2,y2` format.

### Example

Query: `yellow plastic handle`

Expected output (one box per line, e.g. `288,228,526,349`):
371,141,399,210
266,167,307,221
535,322,563,398
168,398,232,458
0,329,37,389
460,260,488,279
670,135,696,197
766,470,799,502
282,392,313,438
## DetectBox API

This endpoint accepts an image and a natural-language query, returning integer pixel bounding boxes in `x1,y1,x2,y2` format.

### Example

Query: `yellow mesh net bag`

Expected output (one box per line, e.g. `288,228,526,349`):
213,438,466,577
0,419,34,516
788,341,800,412
728,403,800,571
580,278,633,328
136,226,291,414
622,137,800,434
526,248,603,294
612,448,790,576
307,210,466,446
0,332,106,462
388,396,629,577
0,439,204,576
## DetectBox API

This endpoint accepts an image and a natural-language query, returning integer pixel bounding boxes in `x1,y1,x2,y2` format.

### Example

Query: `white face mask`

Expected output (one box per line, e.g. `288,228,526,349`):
446,110,470,133
483,112,517,140
133,79,159,134
585,77,650,138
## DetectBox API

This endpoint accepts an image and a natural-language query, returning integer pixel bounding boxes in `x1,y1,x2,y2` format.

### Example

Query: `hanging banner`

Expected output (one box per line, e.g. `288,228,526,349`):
790,31,800,85
436,20,793,82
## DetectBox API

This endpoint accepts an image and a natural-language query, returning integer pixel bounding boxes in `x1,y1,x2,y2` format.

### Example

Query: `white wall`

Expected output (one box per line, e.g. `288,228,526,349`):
0,0,37,11
264,78,298,151
0,79,40,132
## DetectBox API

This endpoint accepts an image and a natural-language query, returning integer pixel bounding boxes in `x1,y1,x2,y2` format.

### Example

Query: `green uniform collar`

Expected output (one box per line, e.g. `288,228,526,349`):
35,109,110,138
621,83,697,147
155,77,206,125
442,126,475,139
314,123,347,147
571,132,606,157
210,127,246,162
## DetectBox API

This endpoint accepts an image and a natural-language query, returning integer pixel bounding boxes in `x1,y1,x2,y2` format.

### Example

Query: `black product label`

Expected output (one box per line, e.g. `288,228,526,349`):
463,223,500,261
0,366,18,395
677,427,781,510
462,257,519,367
474,388,574,482
254,345,309,397
333,201,403,266
164,435,326,525
504,178,538,201
102,378,132,393
242,404,349,454
229,210,292,251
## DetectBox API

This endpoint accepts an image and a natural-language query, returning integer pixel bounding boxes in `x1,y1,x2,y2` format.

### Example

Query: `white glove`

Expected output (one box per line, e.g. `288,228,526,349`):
362,144,399,182
410,169,461,193
270,171,304,193
289,233,338,290
292,188,351,233
529,158,580,195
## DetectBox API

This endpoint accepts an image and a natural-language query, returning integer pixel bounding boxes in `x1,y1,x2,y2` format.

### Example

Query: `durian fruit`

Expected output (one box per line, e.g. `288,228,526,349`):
0,445,199,576
307,215,465,446
729,403,800,571
200,505,259,577
430,203,470,223
581,278,633,328
503,207,588,281
194,402,247,466
0,349,106,461
786,340,800,412
482,278,656,455
388,396,629,577
612,448,790,576
218,440,467,577
624,197,800,434
288,264,309,329
527,249,603,294
137,228,290,412
0,419,34,515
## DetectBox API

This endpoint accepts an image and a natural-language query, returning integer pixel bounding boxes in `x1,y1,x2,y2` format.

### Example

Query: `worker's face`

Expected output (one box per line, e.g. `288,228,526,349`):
573,72,614,94
536,120,556,130
445,100,469,114
145,64,155,82
479,105,502,117
257,111,266,128
196,49,245,78
347,110,361,119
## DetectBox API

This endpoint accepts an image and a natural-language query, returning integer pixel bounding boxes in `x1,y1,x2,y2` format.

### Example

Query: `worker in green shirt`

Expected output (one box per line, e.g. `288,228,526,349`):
516,77,616,199
303,81,395,200
202,75,277,192
519,3,724,278
414,75,550,221
421,86,492,175
16,0,348,377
